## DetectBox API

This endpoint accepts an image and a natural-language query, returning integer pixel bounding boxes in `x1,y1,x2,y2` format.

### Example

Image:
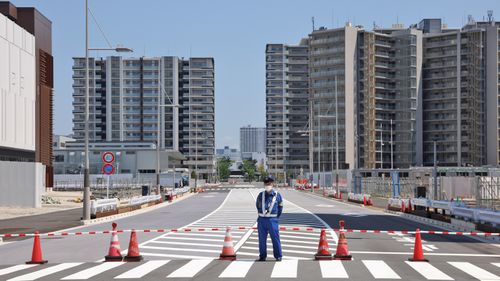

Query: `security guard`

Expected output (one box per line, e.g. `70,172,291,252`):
256,176,283,261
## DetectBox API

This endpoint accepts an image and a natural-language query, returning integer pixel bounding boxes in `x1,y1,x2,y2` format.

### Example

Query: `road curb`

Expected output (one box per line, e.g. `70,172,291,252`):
385,209,500,243
81,192,196,226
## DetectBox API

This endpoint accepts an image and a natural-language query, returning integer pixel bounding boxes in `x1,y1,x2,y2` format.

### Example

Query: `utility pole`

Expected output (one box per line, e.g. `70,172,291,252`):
380,123,383,169
318,103,321,190
83,0,90,221
390,119,393,170
335,76,339,196
433,140,438,200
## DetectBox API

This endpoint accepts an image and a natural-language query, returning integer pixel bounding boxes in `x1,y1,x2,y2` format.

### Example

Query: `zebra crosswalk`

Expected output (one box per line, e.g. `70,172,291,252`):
2,259,500,280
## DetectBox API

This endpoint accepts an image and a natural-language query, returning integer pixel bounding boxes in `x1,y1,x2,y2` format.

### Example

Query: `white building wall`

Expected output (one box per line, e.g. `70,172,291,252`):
0,161,45,207
0,13,36,152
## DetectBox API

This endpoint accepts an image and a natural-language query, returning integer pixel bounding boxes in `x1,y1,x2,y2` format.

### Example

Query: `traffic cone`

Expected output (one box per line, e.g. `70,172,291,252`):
124,229,143,262
219,227,237,260
363,196,367,206
314,229,333,260
105,222,123,262
407,199,412,213
339,192,342,200
26,231,47,264
334,220,352,260
401,200,405,212
409,229,428,262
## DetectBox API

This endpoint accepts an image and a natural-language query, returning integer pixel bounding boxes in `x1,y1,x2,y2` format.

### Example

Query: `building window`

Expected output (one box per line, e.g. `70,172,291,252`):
55,155,65,162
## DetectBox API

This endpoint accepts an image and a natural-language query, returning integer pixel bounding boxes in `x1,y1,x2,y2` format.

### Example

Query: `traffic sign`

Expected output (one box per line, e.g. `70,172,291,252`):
102,152,115,163
102,163,115,175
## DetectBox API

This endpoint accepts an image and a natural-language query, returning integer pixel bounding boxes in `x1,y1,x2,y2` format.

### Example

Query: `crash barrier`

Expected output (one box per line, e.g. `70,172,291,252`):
90,198,119,216
323,189,343,200
19,221,470,263
348,193,373,205
128,195,161,206
388,197,500,226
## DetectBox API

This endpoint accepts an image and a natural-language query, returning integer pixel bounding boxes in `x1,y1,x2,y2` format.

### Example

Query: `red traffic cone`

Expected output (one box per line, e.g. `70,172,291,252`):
26,231,47,264
105,222,123,262
315,229,333,260
401,200,405,212
363,196,367,205
409,229,428,262
339,192,342,200
219,227,236,260
334,220,352,260
124,229,143,262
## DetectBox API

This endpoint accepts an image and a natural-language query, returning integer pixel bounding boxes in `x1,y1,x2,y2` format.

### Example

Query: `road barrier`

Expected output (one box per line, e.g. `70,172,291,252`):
3,227,499,238
90,198,119,216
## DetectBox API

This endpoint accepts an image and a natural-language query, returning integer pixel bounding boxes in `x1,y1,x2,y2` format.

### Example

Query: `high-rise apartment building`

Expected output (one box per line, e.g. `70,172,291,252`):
72,56,215,180
265,41,309,179
240,125,265,159
270,13,499,173
420,17,500,167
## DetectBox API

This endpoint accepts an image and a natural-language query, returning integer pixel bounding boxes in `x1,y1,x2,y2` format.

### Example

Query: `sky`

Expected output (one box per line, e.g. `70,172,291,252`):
11,0,500,149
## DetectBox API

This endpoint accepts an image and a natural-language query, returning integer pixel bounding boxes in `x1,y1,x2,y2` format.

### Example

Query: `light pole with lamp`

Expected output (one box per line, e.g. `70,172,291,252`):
83,0,132,221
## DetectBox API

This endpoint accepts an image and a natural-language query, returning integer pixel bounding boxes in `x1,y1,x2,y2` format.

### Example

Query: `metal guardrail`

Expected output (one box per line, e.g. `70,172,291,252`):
90,198,119,215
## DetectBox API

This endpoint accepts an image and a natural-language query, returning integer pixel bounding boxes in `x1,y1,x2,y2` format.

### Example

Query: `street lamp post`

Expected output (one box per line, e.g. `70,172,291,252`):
433,140,438,200
83,0,132,221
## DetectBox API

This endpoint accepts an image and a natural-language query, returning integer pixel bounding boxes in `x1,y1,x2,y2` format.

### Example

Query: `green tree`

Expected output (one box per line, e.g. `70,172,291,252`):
241,159,257,182
217,157,232,181
257,163,267,181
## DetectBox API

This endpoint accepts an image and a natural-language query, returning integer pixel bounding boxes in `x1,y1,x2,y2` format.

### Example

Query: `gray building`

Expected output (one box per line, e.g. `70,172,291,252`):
266,41,310,180
72,56,215,180
240,126,266,159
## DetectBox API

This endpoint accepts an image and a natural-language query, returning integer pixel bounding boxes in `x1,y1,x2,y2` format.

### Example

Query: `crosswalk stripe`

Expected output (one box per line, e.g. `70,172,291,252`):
167,259,213,278
236,251,309,260
142,245,221,253
0,265,37,277
279,234,320,240
319,260,348,278
362,260,401,279
158,236,225,243
240,246,315,255
271,260,298,278
218,261,254,278
405,261,453,280
248,236,318,245
61,262,124,280
448,262,500,280
246,241,319,250
167,233,243,239
150,240,222,248
142,252,213,259
8,263,82,281
114,260,169,279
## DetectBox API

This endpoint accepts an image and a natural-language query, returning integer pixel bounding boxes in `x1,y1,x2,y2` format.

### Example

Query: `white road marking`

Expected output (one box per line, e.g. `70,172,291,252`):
448,262,500,280
236,251,309,260
141,252,213,259
405,261,453,280
218,260,255,278
149,240,222,248
245,241,319,250
0,265,37,277
350,251,500,257
8,263,82,281
316,204,335,207
240,246,315,255
167,259,213,278
141,245,221,253
62,262,124,280
319,260,349,278
271,260,298,278
0,264,37,276
114,260,169,279
362,260,401,279
278,234,321,240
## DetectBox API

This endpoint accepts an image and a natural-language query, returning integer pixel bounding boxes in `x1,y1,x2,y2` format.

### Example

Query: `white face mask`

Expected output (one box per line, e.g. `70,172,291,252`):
265,186,273,193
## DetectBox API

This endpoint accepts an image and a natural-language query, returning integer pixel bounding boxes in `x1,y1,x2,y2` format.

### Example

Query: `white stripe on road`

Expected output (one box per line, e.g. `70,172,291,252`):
218,261,255,278
167,233,243,239
240,246,314,255
278,234,320,240
236,251,309,260
0,265,37,277
142,252,213,259
156,236,225,243
319,260,348,278
448,262,500,280
167,259,213,278
246,241,319,250
362,260,401,279
271,260,298,278
8,263,82,281
114,260,169,279
150,240,222,248
62,262,124,280
142,245,221,253
405,261,453,280
248,236,318,245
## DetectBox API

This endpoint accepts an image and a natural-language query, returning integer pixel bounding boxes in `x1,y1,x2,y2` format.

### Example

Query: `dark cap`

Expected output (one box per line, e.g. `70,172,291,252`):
263,176,275,184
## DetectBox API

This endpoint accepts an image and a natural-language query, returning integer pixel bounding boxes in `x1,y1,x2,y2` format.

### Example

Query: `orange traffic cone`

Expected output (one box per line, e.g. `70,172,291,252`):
124,229,143,262
105,222,123,261
219,227,236,260
26,231,47,264
409,229,428,262
334,220,352,260
315,229,333,260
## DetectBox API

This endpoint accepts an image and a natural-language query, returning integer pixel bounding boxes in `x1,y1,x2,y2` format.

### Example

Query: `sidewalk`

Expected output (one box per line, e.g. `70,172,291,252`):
0,208,82,240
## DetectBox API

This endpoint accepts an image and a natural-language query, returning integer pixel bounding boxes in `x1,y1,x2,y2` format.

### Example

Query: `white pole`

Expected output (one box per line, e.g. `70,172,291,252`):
335,75,339,195
83,0,91,220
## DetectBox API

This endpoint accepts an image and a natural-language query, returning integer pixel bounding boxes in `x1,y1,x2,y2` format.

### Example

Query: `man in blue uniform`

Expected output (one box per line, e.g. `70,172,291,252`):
256,177,283,261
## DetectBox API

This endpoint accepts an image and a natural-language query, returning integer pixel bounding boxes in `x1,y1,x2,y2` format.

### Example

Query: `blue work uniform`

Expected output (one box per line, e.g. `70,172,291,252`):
256,189,283,259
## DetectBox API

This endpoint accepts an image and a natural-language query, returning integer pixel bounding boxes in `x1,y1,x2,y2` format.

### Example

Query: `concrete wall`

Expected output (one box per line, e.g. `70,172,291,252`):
0,160,45,207
0,12,36,152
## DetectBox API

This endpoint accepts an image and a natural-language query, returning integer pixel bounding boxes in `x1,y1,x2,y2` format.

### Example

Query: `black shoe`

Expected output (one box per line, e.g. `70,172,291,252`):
275,257,282,262
257,257,266,262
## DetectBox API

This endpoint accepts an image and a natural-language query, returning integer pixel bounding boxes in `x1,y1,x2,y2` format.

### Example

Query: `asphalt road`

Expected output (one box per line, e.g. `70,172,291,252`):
1,184,500,280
